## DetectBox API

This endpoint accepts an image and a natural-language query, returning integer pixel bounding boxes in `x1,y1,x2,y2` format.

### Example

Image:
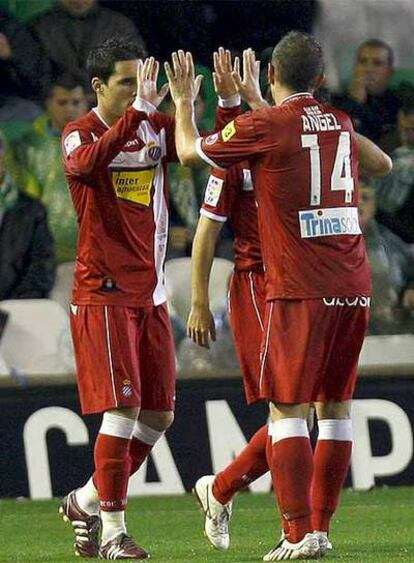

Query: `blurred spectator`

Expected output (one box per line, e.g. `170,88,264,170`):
13,74,88,263
0,9,47,122
0,135,55,300
314,0,414,92
359,178,414,334
375,95,414,243
31,0,146,94
332,39,400,147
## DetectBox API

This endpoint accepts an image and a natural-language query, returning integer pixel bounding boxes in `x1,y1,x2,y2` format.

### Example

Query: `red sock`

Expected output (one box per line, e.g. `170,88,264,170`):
129,437,153,476
270,419,313,543
94,433,131,511
311,439,352,532
213,425,269,505
266,432,289,535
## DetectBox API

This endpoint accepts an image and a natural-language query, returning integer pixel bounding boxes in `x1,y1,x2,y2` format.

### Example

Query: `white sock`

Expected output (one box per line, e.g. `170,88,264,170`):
75,476,99,515
101,510,127,544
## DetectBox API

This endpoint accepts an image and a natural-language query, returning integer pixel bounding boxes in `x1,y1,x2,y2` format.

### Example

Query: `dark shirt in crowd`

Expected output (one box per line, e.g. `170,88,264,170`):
31,3,145,91
0,10,47,103
332,89,400,147
0,191,55,299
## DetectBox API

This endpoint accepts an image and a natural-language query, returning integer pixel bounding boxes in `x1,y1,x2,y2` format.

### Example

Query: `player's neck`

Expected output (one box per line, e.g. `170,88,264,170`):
272,82,313,107
95,102,121,127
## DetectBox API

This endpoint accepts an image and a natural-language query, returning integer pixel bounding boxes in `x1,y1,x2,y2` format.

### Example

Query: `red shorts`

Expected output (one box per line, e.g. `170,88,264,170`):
70,302,176,415
229,270,266,404
259,297,370,404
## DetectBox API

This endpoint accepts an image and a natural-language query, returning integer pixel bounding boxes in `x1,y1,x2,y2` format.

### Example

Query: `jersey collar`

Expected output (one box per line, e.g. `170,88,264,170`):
280,92,314,105
92,107,111,129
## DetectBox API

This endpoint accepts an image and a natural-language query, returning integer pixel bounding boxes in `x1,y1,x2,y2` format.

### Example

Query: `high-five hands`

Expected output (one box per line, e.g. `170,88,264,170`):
232,48,268,109
164,50,203,105
213,46,238,99
136,56,169,108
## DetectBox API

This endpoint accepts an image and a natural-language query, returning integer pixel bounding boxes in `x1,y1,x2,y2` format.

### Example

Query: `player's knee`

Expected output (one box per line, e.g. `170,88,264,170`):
138,409,174,431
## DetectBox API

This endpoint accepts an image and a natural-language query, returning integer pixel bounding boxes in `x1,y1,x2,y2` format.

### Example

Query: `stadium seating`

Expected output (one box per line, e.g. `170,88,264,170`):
0,299,75,376
50,261,75,312
165,257,234,321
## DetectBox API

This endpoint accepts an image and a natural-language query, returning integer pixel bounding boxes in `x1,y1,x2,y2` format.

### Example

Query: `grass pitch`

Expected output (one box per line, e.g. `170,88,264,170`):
0,487,413,562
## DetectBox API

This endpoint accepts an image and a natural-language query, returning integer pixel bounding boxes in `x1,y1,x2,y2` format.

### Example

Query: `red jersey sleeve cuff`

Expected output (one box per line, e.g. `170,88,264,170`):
200,208,228,222
195,137,225,170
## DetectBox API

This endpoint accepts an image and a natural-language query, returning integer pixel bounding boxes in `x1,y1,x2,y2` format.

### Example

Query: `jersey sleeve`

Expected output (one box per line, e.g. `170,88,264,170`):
215,104,242,130
149,111,178,162
200,165,240,222
196,108,275,169
62,107,147,179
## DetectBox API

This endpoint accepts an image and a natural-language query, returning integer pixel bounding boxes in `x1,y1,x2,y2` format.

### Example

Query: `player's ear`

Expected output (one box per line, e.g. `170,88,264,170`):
91,77,104,96
314,73,326,90
268,63,275,85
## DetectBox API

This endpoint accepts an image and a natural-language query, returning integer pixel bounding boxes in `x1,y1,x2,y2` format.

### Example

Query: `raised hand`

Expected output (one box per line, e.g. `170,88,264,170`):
136,56,169,108
164,50,203,106
212,46,238,99
232,48,268,109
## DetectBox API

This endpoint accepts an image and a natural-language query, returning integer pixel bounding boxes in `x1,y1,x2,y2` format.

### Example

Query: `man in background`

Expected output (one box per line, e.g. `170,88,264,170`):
14,74,87,264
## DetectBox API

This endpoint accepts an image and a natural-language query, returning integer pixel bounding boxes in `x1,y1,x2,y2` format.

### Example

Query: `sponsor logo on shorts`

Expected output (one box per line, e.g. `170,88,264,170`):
323,296,371,307
298,207,361,239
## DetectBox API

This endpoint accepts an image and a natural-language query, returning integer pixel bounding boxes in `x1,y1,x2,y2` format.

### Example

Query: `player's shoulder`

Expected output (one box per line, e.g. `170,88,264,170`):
62,111,96,137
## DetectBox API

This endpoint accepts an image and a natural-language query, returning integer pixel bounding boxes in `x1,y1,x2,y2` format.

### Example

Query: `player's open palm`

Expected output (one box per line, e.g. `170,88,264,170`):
232,48,267,110
164,50,203,105
212,46,237,99
187,304,216,349
137,57,169,108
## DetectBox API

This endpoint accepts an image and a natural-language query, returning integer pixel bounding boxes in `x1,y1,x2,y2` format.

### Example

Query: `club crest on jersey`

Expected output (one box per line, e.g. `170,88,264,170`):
204,175,224,207
222,120,237,142
112,169,155,206
147,141,161,162
298,207,361,238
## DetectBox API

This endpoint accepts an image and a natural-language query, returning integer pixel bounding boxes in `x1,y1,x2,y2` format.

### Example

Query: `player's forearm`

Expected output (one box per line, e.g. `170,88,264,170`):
64,108,147,178
174,100,202,167
356,133,392,177
191,219,221,307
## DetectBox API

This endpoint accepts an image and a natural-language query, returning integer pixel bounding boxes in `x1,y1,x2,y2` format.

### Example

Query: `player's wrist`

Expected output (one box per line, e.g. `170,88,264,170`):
133,97,157,113
218,94,241,108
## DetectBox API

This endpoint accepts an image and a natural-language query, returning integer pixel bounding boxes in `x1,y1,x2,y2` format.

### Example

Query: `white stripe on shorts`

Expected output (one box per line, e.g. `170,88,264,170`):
259,301,274,391
104,306,118,408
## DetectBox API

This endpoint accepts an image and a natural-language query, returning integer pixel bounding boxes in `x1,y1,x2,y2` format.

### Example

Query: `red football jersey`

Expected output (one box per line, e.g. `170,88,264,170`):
62,104,176,307
201,164,263,271
197,94,371,300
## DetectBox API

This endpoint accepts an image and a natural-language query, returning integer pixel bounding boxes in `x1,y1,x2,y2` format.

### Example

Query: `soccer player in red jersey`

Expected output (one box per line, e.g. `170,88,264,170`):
187,49,278,551
58,37,199,560
166,34,392,560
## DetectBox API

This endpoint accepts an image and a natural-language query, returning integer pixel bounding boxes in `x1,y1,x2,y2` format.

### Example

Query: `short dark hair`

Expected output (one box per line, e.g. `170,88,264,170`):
357,39,394,67
44,73,84,99
271,31,324,91
86,35,146,83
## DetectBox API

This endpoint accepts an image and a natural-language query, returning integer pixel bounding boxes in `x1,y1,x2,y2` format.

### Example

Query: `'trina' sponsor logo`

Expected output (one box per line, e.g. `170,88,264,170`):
298,207,361,238
112,169,155,206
